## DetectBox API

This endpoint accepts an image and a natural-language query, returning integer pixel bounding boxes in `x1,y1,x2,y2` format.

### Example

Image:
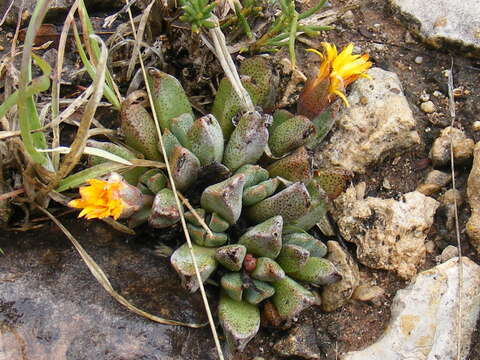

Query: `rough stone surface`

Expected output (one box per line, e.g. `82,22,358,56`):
429,126,475,167
0,220,216,360
273,323,321,359
342,257,480,360
315,68,420,174
334,185,439,279
467,142,480,253
321,241,360,312
388,0,480,58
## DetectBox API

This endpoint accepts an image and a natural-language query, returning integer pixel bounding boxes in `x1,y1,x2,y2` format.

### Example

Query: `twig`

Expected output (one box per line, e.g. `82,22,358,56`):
125,3,225,359
49,35,108,185
0,0,15,27
177,191,213,237
447,59,463,360
0,188,24,201
126,0,154,80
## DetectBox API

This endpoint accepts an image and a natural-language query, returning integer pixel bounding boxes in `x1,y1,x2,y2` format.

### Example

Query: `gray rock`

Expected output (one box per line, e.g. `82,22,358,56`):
342,257,480,360
416,170,452,195
273,323,321,359
315,68,420,174
334,186,439,279
0,220,217,360
425,170,452,187
388,0,480,58
429,126,475,167
321,241,360,312
438,245,459,263
467,142,480,253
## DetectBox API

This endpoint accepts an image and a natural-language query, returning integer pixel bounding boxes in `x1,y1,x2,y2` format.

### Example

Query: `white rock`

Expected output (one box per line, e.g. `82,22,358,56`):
334,187,439,279
388,0,480,57
419,91,430,102
315,68,420,173
439,245,459,263
467,142,480,252
342,257,480,360
420,100,435,113
414,56,424,64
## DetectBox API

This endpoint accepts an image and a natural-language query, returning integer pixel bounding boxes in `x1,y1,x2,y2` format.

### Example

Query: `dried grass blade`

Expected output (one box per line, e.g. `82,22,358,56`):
56,162,128,192
37,206,207,328
101,217,136,234
53,35,108,185
208,17,253,112
126,0,154,80
126,4,225,359
37,146,133,165
178,192,213,237
447,62,463,360
78,0,123,103
51,0,81,170
129,159,166,168
72,22,120,110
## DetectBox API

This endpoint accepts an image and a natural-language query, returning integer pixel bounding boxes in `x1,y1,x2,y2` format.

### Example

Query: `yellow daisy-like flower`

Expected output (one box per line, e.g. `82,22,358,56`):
307,42,372,107
69,178,124,220
298,42,372,119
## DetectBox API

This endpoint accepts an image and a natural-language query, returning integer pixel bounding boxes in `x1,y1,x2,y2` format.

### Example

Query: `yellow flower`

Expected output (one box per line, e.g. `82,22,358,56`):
69,178,124,220
306,42,372,107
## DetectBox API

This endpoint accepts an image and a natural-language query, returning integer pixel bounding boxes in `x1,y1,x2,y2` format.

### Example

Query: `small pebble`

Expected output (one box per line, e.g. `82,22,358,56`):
416,183,441,196
441,189,463,206
0,45,4,51
419,91,430,102
341,10,355,27
352,285,385,303
425,240,436,254
382,178,392,190
420,101,435,113
425,170,452,187
414,56,423,64
433,90,443,97
405,31,416,43
473,121,480,131
439,245,459,263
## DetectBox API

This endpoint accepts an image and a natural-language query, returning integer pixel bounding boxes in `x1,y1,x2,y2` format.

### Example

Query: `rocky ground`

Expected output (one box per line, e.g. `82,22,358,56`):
0,0,480,359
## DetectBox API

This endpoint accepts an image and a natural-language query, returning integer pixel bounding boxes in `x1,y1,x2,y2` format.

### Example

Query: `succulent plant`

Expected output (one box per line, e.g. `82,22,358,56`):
77,45,371,352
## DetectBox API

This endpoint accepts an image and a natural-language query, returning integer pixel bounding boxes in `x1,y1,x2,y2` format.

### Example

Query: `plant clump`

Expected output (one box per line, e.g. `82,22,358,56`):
69,43,371,352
